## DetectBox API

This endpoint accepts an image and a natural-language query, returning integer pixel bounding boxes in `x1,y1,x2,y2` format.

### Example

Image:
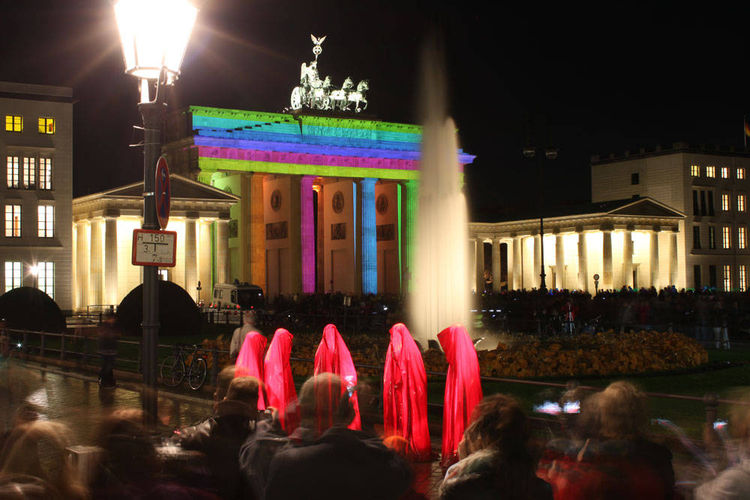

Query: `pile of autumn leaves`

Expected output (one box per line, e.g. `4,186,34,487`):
200,329,708,380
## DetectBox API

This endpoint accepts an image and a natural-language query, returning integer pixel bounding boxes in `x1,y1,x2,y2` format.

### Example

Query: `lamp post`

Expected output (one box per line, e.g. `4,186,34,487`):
522,145,558,293
114,0,198,425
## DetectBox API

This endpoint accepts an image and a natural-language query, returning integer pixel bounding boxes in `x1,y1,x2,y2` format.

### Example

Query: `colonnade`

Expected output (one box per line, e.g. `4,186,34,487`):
472,228,680,293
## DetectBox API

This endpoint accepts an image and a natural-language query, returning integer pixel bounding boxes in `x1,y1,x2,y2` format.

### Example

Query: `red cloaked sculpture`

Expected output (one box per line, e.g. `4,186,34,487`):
234,330,268,410
313,324,361,431
383,323,431,461
438,324,483,467
264,328,298,431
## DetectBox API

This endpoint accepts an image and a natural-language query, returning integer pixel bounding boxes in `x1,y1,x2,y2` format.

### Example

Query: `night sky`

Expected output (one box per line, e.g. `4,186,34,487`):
1,1,748,221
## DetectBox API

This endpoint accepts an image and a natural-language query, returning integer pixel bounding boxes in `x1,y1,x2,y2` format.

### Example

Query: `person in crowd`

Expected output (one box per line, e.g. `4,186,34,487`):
539,381,675,500
439,394,552,500
230,310,261,363
0,420,87,500
97,316,119,388
263,372,412,500
695,389,750,499
180,376,260,499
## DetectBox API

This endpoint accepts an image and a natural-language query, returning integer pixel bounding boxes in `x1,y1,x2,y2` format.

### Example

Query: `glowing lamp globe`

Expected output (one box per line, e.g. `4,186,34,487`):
114,0,198,82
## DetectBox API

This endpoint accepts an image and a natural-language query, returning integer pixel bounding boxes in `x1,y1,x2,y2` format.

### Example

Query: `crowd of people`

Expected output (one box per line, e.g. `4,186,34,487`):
2,373,749,499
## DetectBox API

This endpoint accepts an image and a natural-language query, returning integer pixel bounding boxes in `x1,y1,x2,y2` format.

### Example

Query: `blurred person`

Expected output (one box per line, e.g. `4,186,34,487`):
0,420,87,500
696,389,750,499
264,372,412,500
97,316,118,388
181,376,260,500
230,310,261,362
540,381,675,500
313,324,361,430
439,394,552,500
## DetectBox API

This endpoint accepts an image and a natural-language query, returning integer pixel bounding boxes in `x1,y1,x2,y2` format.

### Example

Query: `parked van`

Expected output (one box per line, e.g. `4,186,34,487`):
210,283,265,310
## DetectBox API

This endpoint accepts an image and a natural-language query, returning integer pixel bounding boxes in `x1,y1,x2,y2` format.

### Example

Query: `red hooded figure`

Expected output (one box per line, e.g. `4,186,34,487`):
264,328,298,431
438,324,483,467
234,330,267,409
383,323,431,461
313,324,361,430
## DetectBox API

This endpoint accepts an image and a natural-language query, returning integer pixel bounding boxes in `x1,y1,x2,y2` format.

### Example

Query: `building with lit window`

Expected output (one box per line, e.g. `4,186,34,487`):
590,143,750,291
0,82,72,310
72,174,238,310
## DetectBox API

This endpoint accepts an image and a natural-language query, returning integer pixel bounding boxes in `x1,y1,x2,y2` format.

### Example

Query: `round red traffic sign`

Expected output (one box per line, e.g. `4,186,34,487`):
155,156,171,229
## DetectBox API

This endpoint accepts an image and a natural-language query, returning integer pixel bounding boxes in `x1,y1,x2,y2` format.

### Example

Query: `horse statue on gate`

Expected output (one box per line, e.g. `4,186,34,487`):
347,79,369,113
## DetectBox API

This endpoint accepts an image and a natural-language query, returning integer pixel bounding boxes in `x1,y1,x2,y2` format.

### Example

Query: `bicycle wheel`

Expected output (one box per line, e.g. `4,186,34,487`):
160,355,185,387
187,357,207,390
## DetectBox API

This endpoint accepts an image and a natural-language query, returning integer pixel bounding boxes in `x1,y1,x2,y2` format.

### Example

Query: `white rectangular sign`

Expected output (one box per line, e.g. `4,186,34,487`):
132,229,177,267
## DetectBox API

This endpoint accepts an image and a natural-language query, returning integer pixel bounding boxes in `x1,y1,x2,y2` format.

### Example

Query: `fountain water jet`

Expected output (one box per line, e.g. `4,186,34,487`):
409,45,471,347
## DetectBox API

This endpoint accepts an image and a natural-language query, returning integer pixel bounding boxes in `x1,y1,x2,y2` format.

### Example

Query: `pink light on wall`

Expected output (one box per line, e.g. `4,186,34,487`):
300,175,315,294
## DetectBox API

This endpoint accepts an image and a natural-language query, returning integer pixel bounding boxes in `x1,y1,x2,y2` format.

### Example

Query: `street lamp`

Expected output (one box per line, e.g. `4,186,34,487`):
522,145,558,293
114,0,198,425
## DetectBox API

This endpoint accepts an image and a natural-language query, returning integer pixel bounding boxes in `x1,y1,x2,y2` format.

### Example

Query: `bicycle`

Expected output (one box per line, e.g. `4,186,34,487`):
160,344,208,390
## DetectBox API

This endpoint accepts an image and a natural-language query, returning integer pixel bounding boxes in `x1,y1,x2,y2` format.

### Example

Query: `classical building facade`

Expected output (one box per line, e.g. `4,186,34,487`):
591,144,750,291
163,106,474,297
469,197,684,293
0,82,73,311
72,174,237,310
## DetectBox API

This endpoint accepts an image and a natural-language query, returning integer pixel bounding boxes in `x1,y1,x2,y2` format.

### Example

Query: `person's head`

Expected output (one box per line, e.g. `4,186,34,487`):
213,366,236,409
583,381,647,440
0,420,86,499
95,409,159,482
243,310,257,327
298,373,354,436
459,394,529,459
225,376,260,408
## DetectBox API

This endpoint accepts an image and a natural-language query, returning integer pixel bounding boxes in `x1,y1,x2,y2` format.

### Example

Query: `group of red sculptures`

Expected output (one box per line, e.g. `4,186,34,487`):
233,322,483,465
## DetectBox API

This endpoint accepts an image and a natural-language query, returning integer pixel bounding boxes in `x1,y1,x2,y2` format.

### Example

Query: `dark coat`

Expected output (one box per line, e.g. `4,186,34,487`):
264,426,412,500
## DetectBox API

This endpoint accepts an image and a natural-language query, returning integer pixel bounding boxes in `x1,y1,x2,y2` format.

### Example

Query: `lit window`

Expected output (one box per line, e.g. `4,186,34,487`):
724,265,732,291
722,193,730,211
158,269,169,281
22,157,35,189
4,262,21,292
38,117,55,135
739,226,747,250
738,168,746,180
721,167,729,179
5,205,21,237
38,158,52,190
5,115,22,132
740,265,747,292
36,261,54,298
691,165,700,177
739,194,747,212
37,205,54,238
6,156,19,188
723,226,732,249
706,166,716,178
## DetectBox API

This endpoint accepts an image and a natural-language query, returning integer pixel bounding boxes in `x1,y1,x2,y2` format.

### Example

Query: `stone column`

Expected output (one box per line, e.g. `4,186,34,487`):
185,217,197,300
578,231,588,291
315,185,325,293
300,175,316,294
492,238,502,292
288,176,302,295
555,233,565,289
650,229,660,288
357,178,378,295
75,221,89,310
602,230,613,291
402,180,419,293
669,231,678,287
104,217,118,305
622,229,633,288
512,237,521,290
216,218,230,285
533,234,542,289
249,173,266,291
475,238,485,293
89,218,103,306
